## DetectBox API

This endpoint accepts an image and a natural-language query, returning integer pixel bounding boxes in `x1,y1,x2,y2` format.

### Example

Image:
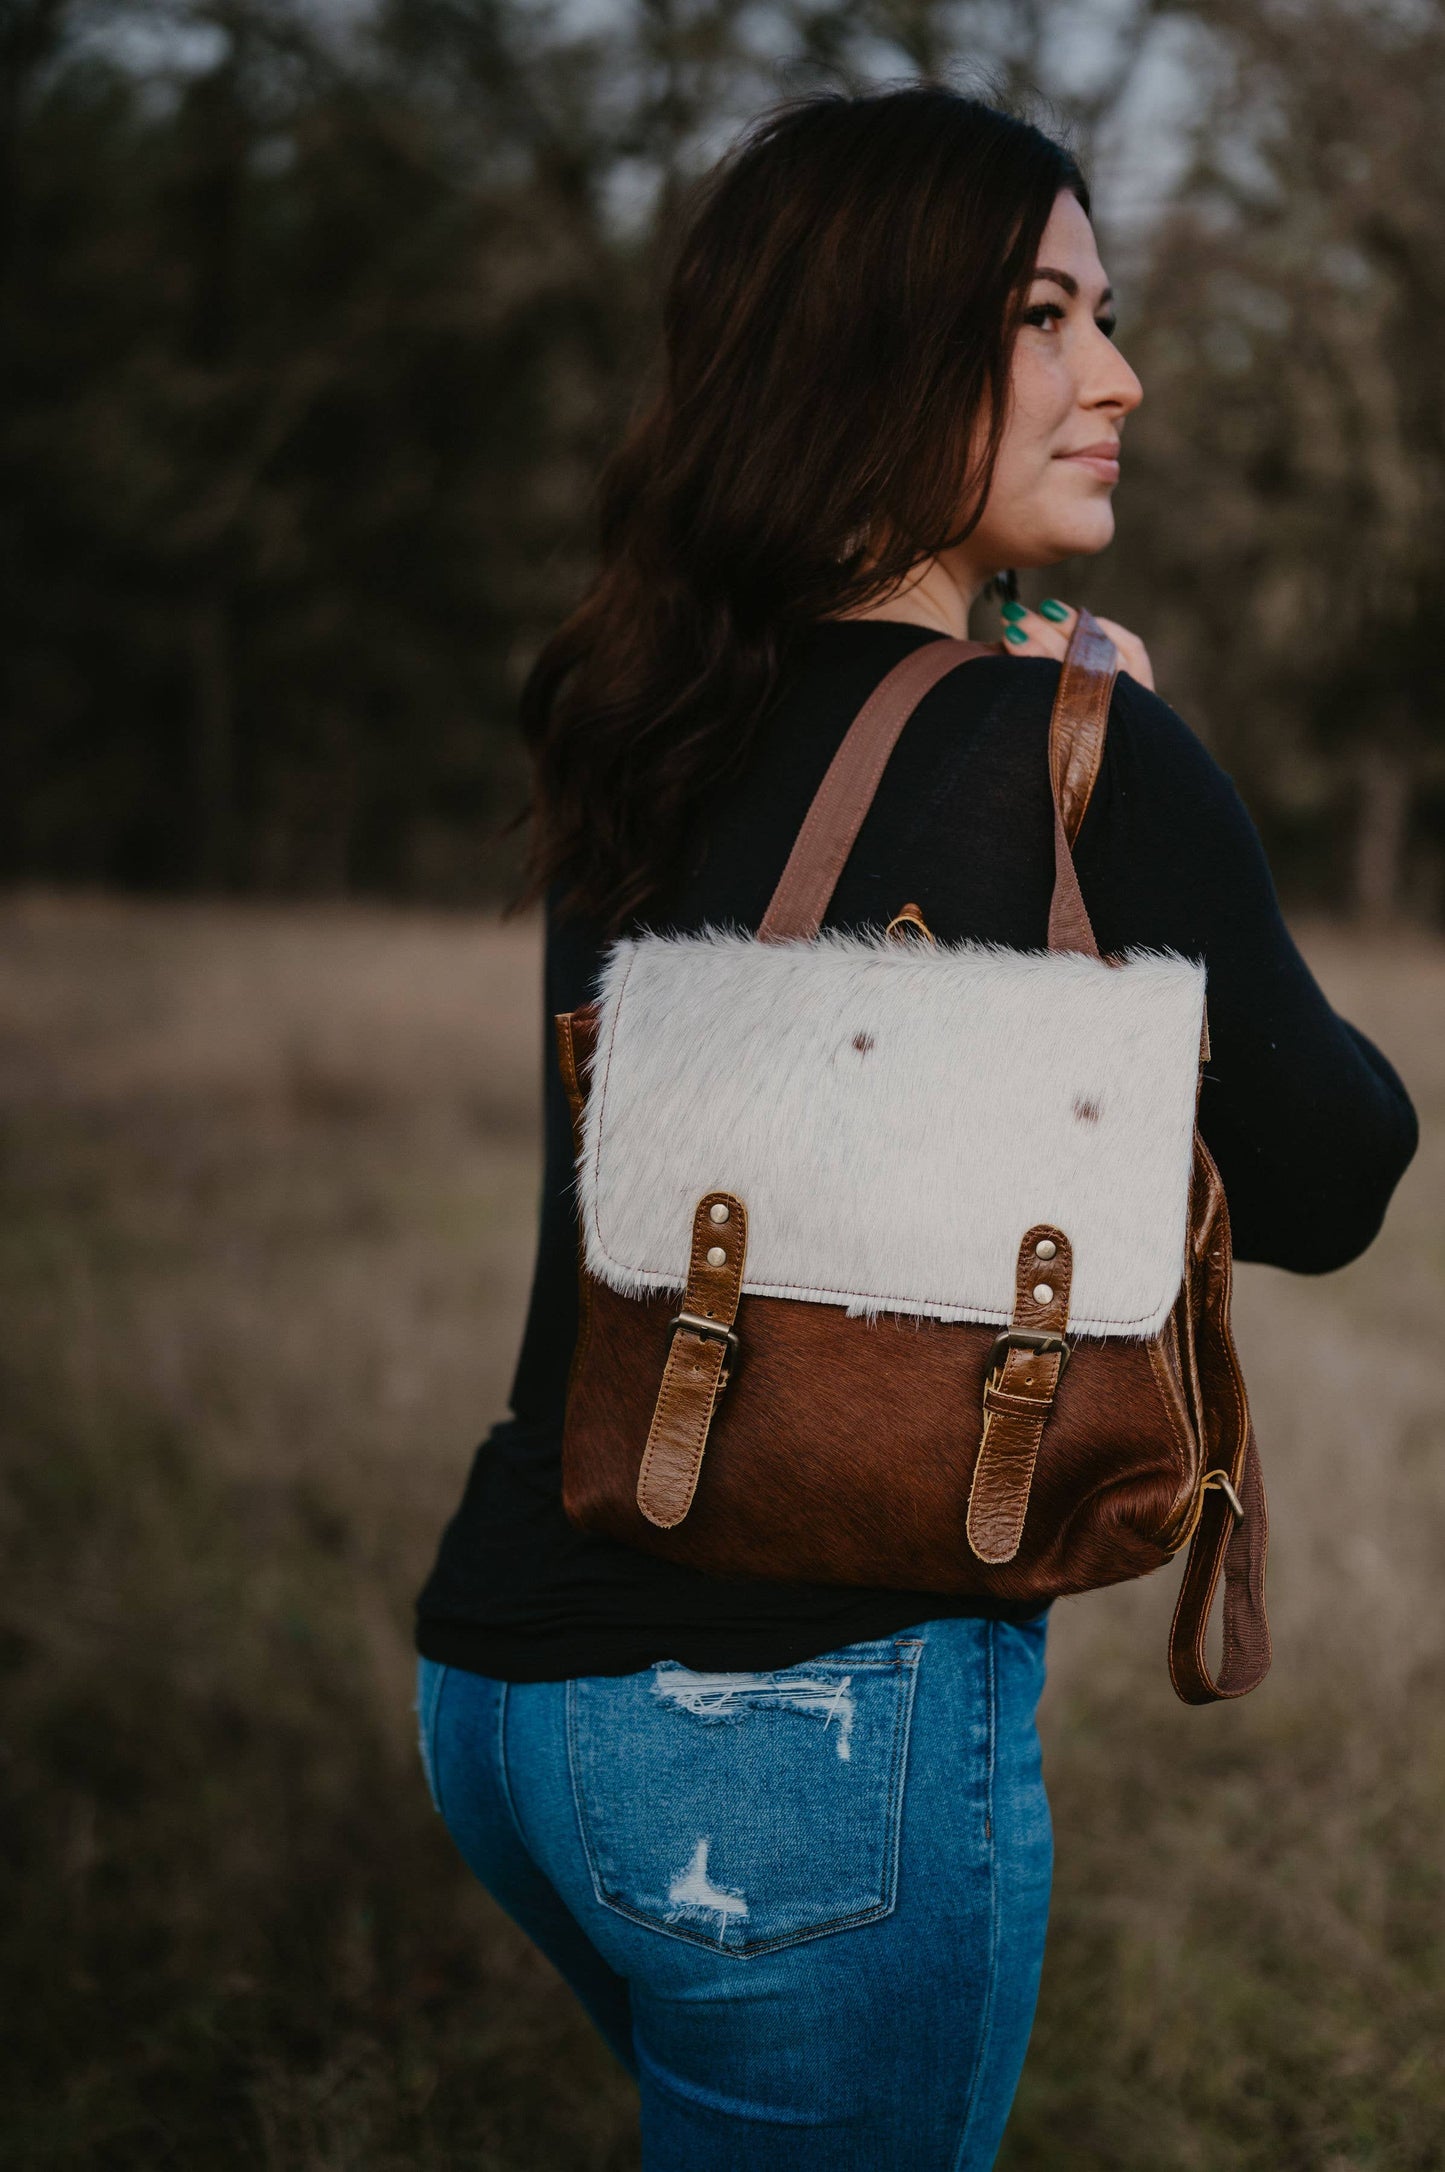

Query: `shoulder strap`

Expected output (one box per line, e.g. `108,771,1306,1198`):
1046,610,1117,956
757,611,1119,947
757,636,990,943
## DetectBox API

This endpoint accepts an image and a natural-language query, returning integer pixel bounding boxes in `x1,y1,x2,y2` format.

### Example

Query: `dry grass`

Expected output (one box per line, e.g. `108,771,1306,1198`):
0,894,1441,2169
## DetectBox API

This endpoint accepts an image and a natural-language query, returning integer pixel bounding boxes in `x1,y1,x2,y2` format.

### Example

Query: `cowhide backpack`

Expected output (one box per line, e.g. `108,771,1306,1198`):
553,611,1270,1704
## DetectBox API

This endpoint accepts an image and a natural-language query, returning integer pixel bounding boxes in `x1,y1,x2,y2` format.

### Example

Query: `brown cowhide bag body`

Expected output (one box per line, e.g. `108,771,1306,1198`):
553,615,1271,1704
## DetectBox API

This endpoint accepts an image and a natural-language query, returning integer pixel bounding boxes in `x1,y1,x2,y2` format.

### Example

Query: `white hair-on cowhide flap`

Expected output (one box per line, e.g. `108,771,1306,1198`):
577,929,1207,1341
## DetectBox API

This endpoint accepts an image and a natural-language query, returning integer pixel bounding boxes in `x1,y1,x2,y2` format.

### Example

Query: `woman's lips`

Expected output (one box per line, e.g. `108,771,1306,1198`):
1056,442,1121,480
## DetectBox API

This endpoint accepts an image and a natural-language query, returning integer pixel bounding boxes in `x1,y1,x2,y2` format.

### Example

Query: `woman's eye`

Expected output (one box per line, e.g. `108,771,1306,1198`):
1096,316,1118,340
1022,302,1065,330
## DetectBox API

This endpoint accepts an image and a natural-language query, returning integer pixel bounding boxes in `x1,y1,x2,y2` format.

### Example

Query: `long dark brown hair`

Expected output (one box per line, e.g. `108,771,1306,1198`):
519,84,1087,931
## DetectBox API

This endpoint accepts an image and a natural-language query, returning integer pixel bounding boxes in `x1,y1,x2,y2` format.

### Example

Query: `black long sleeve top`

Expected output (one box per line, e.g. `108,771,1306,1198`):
415,619,1418,1682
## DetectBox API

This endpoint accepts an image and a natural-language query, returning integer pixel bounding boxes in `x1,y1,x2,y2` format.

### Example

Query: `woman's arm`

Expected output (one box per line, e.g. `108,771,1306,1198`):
1076,674,1418,1272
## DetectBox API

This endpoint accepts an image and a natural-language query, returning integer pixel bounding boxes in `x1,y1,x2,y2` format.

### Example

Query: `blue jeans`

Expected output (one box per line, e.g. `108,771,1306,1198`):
416,1612,1051,2170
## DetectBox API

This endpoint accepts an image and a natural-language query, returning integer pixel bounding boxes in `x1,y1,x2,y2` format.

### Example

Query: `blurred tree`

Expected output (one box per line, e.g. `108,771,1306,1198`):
1104,0,1445,920
3,0,643,894
1,0,1442,910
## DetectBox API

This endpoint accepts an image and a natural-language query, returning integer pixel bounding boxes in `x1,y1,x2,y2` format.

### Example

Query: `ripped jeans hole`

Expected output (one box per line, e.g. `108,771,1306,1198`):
651,1666,857,1760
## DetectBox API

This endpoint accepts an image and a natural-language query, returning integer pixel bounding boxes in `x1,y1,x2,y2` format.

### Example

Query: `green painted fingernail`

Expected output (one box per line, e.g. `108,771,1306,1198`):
1001,599,1027,621
1004,624,1028,644
1039,598,1069,622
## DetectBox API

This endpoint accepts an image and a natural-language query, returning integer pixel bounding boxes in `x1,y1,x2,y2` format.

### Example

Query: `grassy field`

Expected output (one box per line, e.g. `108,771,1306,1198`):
1,895,1441,2170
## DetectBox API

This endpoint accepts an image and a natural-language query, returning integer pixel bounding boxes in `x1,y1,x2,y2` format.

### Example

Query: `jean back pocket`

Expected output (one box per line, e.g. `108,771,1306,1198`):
567,1636,922,1958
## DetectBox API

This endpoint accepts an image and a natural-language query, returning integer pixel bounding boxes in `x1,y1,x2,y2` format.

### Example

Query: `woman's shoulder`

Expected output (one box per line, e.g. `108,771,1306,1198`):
914,649,1248,824
923,652,1276,923
1103,666,1229,767
1085,668,1262,853
917,648,1225,768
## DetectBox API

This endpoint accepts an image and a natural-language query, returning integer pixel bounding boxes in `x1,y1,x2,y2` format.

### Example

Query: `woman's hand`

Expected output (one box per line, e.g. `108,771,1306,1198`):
998,597,1155,692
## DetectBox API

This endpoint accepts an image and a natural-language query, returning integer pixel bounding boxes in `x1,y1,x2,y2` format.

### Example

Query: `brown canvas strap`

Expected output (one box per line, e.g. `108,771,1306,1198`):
637,1192,747,1529
758,609,1120,948
758,636,992,942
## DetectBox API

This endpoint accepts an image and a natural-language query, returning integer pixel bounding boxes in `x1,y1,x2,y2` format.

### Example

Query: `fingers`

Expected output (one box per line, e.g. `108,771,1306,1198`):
997,599,1158,692
1000,596,1076,661
1091,615,1155,691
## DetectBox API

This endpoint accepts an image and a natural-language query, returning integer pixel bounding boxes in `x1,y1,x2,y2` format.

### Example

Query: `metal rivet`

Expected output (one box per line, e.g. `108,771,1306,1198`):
1034,1238,1057,1261
706,1245,727,1267
709,1202,730,1223
1032,1282,1054,1305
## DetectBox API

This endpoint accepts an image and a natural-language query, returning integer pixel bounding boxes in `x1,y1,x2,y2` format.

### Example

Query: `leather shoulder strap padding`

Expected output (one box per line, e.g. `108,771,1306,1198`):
636,1192,747,1529
966,1226,1073,1566
758,636,993,943
1046,608,1118,958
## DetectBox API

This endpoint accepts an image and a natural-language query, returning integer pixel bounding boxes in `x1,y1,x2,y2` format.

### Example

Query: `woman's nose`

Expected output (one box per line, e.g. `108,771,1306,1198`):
1086,332,1142,418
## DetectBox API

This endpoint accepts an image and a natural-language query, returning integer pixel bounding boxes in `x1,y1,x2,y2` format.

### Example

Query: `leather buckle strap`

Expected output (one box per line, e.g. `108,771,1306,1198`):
986,1327,1071,1380
665,1310,739,1386
967,1227,1073,1567
636,1193,748,1530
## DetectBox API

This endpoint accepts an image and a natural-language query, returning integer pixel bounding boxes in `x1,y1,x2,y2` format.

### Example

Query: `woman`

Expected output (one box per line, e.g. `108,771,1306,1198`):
414,86,1416,2168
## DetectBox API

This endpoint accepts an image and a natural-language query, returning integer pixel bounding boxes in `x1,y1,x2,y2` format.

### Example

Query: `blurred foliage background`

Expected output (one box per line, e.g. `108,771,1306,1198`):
3,7,1444,2168
4,0,1445,914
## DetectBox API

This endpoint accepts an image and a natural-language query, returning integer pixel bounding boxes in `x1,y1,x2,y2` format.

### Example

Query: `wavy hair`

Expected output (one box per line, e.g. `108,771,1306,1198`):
519,84,1086,930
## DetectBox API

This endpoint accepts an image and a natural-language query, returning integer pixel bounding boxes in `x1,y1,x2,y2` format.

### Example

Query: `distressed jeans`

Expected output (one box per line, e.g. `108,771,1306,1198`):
416,1612,1052,2170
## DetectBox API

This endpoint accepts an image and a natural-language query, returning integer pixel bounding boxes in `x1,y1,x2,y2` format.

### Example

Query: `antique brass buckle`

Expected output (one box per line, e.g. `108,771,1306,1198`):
666,1310,740,1388
985,1327,1071,1387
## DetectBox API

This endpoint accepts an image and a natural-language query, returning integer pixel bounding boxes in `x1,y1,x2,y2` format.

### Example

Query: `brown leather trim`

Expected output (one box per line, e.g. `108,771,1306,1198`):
1046,609,1118,956
636,1192,748,1528
1050,609,1116,844
1169,1430,1270,1702
965,1226,1073,1565
758,637,993,943
1167,1132,1271,1701
555,1005,599,1393
554,1004,596,1145
1146,1312,1202,1550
